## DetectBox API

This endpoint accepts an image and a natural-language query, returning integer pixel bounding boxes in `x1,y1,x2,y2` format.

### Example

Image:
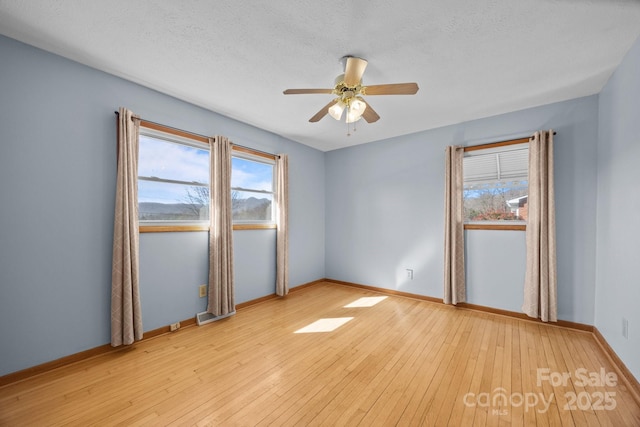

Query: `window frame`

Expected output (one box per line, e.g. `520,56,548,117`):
230,148,277,229
138,122,211,233
462,137,530,231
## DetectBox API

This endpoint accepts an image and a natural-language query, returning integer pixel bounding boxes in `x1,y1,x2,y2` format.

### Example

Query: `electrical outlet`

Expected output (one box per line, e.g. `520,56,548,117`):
622,317,628,339
170,322,180,332
199,284,207,298
406,269,414,280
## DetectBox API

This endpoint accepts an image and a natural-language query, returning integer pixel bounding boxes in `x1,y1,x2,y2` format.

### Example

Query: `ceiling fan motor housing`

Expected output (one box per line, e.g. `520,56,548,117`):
333,78,362,103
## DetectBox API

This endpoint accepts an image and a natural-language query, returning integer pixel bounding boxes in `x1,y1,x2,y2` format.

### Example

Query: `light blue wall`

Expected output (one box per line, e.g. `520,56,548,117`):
596,35,640,380
325,95,599,324
139,233,209,331
0,35,325,376
234,229,277,304
465,230,525,312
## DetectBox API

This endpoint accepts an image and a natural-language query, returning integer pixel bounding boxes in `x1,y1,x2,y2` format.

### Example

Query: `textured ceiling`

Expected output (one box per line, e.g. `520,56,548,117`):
1,1,640,151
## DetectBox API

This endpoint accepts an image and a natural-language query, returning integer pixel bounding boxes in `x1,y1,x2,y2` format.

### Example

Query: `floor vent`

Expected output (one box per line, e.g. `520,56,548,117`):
196,310,236,326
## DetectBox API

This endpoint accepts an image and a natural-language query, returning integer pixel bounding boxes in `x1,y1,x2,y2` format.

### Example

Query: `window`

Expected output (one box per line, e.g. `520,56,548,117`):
231,151,275,226
137,121,277,232
138,125,210,227
463,140,528,228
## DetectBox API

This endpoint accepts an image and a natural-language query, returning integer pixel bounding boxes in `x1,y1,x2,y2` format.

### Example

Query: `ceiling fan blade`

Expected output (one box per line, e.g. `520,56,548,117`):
361,99,380,123
344,57,368,86
283,88,334,95
309,99,338,122
363,83,419,95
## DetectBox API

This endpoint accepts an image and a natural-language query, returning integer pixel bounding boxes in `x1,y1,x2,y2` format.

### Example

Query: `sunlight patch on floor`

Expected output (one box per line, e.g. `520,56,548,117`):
344,296,388,308
294,317,354,333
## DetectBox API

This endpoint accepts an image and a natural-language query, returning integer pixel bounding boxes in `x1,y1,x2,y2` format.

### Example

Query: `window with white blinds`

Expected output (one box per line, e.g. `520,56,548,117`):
463,142,529,223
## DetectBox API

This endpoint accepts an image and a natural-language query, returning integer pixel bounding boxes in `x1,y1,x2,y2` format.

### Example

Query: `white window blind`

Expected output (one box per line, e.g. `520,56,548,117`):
463,144,528,185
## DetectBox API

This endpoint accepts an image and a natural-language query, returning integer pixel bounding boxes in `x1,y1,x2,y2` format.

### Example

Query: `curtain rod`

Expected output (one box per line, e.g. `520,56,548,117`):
114,111,279,159
461,131,557,152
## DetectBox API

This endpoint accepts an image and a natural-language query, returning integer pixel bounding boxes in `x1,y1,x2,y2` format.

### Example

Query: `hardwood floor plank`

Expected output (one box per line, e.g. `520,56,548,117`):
0,282,638,426
508,318,524,427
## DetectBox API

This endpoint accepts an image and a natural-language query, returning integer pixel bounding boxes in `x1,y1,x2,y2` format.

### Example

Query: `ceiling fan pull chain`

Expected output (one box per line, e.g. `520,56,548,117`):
346,99,351,136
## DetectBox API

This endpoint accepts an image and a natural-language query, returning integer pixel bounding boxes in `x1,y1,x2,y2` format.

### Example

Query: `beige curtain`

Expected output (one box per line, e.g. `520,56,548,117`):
207,136,235,316
111,107,143,346
444,146,466,304
523,131,557,322
275,154,289,296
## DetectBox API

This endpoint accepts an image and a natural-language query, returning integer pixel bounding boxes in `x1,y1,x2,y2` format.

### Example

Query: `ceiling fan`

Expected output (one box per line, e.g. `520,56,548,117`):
283,56,419,130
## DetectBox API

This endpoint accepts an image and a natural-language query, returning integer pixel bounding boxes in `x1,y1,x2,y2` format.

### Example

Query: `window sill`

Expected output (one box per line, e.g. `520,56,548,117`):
140,225,209,233
233,223,276,230
139,223,277,233
464,223,526,231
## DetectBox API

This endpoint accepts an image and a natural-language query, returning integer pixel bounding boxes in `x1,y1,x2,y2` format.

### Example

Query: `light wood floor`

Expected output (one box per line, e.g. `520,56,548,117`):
1,282,639,426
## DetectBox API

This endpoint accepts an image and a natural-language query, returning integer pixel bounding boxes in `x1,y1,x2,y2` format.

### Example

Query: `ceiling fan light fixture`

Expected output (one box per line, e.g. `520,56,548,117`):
328,100,346,120
345,113,362,123
351,98,366,115
346,98,366,123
